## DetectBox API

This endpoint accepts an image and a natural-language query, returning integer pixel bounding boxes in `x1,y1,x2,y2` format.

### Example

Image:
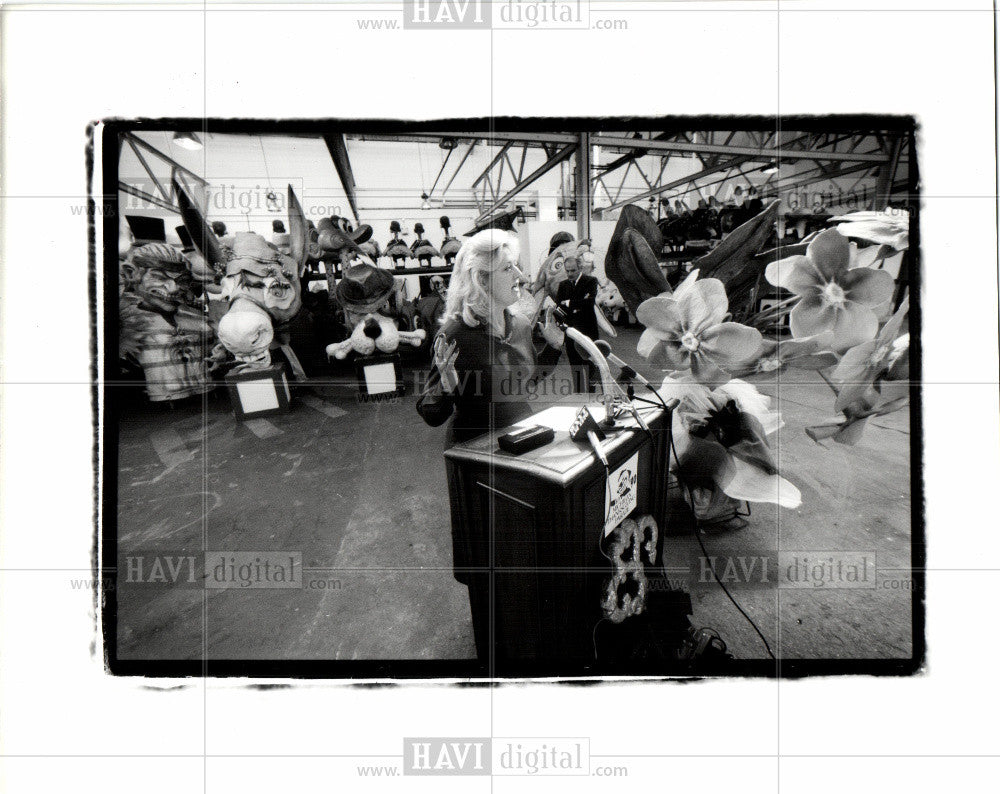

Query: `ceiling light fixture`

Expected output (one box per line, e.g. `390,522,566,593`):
172,131,203,150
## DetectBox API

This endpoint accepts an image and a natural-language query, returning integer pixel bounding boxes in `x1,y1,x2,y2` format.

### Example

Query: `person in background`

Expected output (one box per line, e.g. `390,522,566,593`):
417,230,565,446
555,254,600,393
211,221,227,238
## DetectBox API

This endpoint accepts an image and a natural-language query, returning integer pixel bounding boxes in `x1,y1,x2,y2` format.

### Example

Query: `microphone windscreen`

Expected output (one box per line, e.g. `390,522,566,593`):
568,407,606,443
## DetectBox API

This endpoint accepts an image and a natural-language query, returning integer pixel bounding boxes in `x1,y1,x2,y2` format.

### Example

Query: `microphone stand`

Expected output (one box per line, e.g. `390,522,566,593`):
541,306,653,436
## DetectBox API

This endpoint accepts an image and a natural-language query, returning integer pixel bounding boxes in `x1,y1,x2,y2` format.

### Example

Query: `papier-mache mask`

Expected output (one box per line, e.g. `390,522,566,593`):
221,231,302,322
217,299,275,369
532,240,578,299
123,243,199,312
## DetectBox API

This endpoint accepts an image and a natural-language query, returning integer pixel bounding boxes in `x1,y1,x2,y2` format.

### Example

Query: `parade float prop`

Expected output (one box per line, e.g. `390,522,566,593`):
606,204,911,526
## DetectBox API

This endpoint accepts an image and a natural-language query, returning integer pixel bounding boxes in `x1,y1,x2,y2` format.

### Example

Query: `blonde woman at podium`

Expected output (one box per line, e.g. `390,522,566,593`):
416,229,566,446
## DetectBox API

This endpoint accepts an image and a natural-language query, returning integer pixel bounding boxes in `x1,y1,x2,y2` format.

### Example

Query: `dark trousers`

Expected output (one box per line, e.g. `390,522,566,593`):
566,336,598,393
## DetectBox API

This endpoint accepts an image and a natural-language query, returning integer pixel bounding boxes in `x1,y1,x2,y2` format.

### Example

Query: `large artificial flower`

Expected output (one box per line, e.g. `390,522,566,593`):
830,208,909,251
830,297,909,412
656,375,801,508
750,333,839,375
636,270,762,385
806,380,909,446
765,228,894,351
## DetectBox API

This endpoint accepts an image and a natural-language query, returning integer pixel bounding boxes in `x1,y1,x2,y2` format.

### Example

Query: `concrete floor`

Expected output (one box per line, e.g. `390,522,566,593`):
115,328,912,663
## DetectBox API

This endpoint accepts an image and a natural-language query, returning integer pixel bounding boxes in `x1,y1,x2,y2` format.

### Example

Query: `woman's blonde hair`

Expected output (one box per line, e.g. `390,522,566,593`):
443,229,520,327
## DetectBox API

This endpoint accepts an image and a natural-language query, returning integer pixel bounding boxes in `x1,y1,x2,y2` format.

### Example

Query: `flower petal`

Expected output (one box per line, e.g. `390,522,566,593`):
765,255,820,296
832,341,878,384
636,329,664,358
635,295,682,334
789,295,837,338
690,278,729,329
836,220,908,250
765,256,799,288
805,228,852,280
833,416,871,445
830,301,879,352
698,322,764,369
840,267,894,307
723,458,802,508
785,352,839,370
671,268,701,301
689,353,729,386
876,296,909,345
849,242,893,269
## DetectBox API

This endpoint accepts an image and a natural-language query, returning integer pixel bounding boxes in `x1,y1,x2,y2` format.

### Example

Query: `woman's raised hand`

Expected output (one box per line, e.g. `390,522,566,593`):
541,306,566,349
432,336,461,394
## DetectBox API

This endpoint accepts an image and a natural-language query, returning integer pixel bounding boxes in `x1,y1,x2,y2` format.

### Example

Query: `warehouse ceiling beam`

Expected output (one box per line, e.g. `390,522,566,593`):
323,134,360,222
425,144,455,200
591,130,894,213
122,132,209,187
591,133,890,163
595,153,768,213
474,143,577,224
471,142,515,189
757,160,881,199
119,181,178,214
873,133,904,209
124,136,171,204
592,131,678,179
440,140,476,198
391,131,578,146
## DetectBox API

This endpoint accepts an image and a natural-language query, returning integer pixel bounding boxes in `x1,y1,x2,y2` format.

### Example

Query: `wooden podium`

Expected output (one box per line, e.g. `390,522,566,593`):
444,398,671,675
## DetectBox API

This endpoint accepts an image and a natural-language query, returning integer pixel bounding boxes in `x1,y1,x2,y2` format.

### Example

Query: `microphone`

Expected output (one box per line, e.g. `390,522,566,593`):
593,339,653,389
568,407,609,468
546,308,617,418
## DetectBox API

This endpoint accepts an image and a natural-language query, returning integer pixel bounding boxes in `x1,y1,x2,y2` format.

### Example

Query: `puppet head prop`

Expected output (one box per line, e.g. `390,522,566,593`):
429,275,447,298
326,262,425,359
174,179,310,370
532,239,577,300
597,279,628,318
314,216,373,265
122,243,199,313
119,243,213,401
217,299,275,370
221,231,302,323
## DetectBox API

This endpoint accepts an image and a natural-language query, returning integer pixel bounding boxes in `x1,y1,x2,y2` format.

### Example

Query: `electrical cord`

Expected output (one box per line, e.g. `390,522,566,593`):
666,422,777,661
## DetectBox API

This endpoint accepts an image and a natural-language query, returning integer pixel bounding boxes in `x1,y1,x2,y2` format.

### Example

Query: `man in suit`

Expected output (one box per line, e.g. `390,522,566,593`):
555,254,600,393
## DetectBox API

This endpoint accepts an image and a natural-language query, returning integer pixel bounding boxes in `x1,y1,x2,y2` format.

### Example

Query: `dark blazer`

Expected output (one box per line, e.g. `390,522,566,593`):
555,274,600,340
416,313,560,445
